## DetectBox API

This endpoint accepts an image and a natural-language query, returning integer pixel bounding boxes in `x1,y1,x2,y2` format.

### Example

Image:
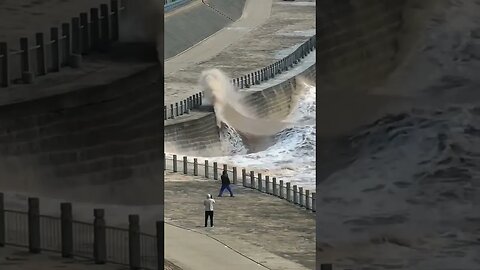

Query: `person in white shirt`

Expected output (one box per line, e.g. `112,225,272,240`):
203,194,215,227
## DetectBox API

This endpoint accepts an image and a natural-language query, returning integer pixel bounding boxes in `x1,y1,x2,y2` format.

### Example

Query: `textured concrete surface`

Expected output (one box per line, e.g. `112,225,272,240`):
164,0,315,104
164,172,315,270
164,0,246,59
0,246,129,270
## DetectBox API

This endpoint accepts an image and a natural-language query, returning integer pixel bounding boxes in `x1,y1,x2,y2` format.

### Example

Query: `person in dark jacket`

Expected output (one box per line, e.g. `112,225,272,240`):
218,170,234,197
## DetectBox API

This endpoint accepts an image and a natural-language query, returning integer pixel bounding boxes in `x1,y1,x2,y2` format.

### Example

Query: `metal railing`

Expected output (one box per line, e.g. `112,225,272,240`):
0,0,125,88
165,154,316,213
164,34,316,120
0,194,162,270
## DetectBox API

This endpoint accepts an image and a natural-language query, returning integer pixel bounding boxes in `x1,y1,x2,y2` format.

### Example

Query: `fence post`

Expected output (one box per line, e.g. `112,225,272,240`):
183,156,188,174
213,162,218,180
286,183,291,202
62,23,71,62
129,215,141,270
156,221,164,270
100,4,110,51
299,187,304,207
111,0,120,41
257,173,262,192
175,103,179,116
312,192,316,212
90,8,100,49
35,33,47,75
0,193,4,247
19,37,34,83
80,13,90,53
170,104,174,118
60,202,73,258
232,167,237,184
0,42,9,87
242,169,246,187
193,158,198,176
51,27,61,72
172,155,177,172
250,171,255,189
321,264,333,270
205,160,209,178
265,176,270,194
293,185,298,204
93,209,106,264
222,164,227,174
28,197,41,253
273,177,277,196
280,180,284,198
305,190,310,210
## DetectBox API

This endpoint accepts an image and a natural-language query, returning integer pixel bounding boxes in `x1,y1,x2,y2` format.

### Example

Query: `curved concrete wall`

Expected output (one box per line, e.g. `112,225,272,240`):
0,65,162,191
316,0,406,93
242,63,316,120
165,0,246,59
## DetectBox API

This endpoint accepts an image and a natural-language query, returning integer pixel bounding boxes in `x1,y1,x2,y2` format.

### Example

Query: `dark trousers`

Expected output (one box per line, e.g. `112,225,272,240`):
205,211,214,227
219,184,233,196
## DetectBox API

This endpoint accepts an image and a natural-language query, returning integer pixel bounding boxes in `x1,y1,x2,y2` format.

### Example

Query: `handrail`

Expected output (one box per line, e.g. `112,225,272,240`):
164,35,316,120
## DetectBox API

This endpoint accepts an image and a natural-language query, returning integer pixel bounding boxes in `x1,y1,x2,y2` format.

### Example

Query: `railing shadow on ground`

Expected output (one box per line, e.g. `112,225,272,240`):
0,0,125,88
164,35,316,120
0,193,162,270
165,154,316,213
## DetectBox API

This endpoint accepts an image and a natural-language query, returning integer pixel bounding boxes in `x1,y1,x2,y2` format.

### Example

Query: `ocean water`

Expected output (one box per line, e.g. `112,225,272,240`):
166,80,317,190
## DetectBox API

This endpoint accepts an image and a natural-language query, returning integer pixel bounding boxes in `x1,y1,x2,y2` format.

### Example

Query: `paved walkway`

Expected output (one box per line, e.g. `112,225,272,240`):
0,245,128,270
164,172,315,270
164,0,315,105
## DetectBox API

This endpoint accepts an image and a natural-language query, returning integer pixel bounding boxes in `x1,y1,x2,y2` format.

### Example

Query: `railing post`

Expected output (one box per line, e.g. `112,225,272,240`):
183,156,187,174
250,171,255,189
172,155,177,172
28,197,41,253
79,12,89,53
265,176,270,194
273,177,277,196
306,190,310,210
222,164,227,173
0,193,4,247
286,183,291,202
170,104,174,118
62,23,71,63
90,8,100,49
0,42,9,87
242,169,247,187
128,215,141,270
213,162,218,180
204,160,209,178
100,4,110,50
299,187,304,207
175,102,179,116
51,27,61,72
35,33,47,75
93,209,106,264
257,173,262,192
156,221,164,270
293,185,298,204
280,180,284,198
193,158,198,176
232,167,237,184
312,192,316,212
60,202,73,258
20,37,34,83
111,0,120,41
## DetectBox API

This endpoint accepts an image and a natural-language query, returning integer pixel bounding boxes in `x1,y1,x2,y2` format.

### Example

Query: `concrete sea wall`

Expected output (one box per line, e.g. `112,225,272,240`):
0,65,162,190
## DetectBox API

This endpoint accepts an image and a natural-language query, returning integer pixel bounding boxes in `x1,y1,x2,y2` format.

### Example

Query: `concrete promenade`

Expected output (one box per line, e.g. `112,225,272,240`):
164,0,315,105
164,172,315,270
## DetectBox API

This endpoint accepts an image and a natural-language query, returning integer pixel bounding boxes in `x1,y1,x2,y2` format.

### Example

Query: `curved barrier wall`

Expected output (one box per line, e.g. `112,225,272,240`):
0,65,162,190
